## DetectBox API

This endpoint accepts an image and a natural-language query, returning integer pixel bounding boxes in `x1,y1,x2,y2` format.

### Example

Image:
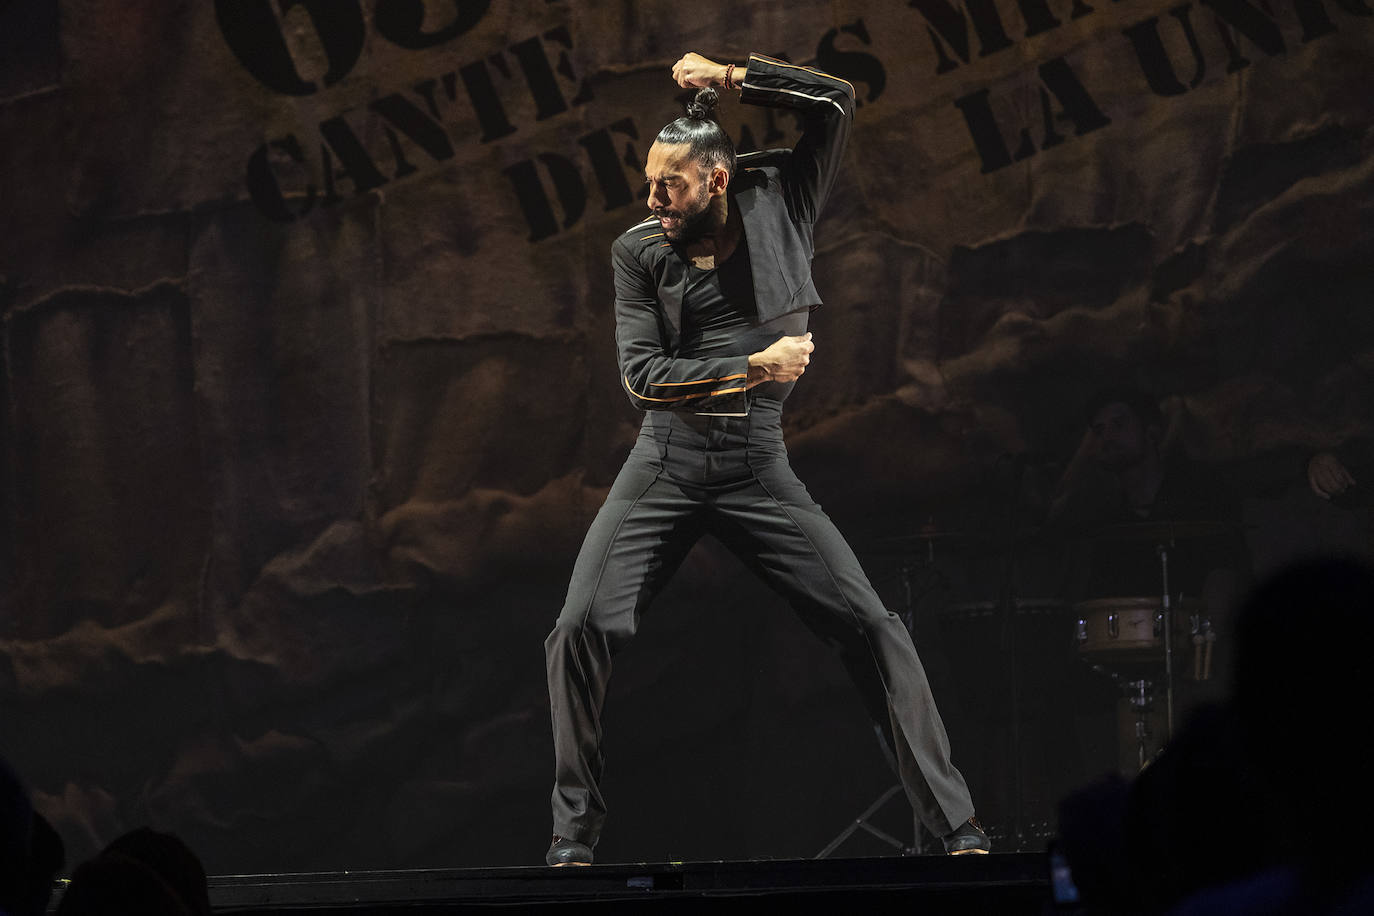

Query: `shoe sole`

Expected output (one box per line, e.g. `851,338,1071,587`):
948,848,990,855
550,861,592,867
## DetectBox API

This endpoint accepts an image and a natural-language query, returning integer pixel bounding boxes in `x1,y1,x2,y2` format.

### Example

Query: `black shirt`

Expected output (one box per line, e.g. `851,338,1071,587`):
679,238,808,406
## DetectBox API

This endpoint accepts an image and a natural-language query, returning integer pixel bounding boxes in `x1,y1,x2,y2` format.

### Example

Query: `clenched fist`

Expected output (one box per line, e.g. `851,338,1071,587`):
748,332,815,386
671,52,727,88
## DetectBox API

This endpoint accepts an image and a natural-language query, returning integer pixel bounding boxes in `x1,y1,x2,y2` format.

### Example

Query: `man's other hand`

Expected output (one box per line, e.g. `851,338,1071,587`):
1308,451,1356,499
748,333,814,386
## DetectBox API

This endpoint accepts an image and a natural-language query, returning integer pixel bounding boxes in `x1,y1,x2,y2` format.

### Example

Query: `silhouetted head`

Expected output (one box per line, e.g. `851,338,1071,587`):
1,755,33,882
644,88,736,241
56,828,209,916
103,828,210,916
2,755,65,916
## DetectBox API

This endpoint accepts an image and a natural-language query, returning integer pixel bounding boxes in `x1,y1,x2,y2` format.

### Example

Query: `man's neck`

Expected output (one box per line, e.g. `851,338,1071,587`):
684,195,740,267
678,193,736,265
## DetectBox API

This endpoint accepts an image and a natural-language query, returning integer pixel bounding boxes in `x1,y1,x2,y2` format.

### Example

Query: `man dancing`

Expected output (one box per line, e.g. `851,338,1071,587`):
544,51,987,866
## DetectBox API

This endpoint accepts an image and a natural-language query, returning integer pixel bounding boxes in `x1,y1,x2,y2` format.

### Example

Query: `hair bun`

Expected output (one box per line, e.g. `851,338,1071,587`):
686,87,719,120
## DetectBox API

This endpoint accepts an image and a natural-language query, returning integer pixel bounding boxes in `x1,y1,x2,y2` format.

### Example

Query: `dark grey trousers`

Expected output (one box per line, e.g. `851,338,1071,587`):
545,408,974,846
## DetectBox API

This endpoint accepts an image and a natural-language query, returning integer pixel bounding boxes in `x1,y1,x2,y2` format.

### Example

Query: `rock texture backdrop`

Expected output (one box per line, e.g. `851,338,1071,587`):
1,0,1371,870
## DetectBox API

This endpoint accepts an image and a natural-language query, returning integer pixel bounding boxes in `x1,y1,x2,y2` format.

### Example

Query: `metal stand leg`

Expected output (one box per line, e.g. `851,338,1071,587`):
815,785,909,858
1157,542,1175,740
1127,678,1154,771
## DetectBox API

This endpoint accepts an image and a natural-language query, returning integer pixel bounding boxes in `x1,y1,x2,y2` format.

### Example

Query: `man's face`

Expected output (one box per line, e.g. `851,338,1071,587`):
644,142,715,241
1090,402,1152,471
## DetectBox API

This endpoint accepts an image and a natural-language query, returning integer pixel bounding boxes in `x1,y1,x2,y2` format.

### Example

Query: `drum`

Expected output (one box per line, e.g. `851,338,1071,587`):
1073,596,1202,665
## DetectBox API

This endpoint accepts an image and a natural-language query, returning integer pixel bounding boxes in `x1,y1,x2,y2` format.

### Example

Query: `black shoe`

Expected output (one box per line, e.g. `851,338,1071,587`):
943,817,991,855
546,834,593,866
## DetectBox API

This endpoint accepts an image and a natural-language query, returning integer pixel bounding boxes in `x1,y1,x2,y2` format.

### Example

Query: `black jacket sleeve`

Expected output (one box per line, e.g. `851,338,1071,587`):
739,53,855,224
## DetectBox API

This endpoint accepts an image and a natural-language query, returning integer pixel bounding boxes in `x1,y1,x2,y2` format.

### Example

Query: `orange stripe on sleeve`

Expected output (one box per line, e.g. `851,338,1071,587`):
623,375,748,403
748,53,855,95
650,373,747,387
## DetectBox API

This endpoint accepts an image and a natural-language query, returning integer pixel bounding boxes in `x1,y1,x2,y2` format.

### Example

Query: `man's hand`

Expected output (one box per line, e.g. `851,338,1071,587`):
748,333,814,387
672,52,728,88
1308,451,1356,499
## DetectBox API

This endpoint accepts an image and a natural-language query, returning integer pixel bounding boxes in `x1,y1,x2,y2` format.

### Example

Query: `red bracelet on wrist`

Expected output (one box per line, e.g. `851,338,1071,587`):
724,63,737,90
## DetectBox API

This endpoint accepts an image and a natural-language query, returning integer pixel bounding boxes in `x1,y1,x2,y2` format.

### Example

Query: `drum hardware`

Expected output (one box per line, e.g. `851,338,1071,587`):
1158,543,1176,740
1192,620,1216,682
1125,678,1157,771
1074,512,1241,773
1077,516,1241,746
1090,669,1166,773
1074,590,1212,776
815,784,912,859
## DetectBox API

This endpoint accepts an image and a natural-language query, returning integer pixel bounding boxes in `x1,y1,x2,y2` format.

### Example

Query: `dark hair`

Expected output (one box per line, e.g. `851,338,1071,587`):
655,87,737,178
1084,385,1162,430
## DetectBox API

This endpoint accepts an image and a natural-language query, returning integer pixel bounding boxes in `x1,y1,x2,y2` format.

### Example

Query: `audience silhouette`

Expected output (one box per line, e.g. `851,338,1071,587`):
1056,557,1374,914
1,755,65,916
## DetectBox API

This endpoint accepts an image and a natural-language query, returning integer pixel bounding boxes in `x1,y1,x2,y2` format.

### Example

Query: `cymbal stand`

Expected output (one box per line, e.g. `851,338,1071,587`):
1156,539,1175,740
1127,677,1155,770
900,535,943,854
1001,539,1026,851
897,536,937,635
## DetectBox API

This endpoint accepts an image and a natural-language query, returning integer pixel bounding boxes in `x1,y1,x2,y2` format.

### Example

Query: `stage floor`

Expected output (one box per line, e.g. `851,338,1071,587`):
208,852,1050,913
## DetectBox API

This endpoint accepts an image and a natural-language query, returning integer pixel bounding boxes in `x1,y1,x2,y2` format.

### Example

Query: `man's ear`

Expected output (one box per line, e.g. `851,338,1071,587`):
710,165,730,196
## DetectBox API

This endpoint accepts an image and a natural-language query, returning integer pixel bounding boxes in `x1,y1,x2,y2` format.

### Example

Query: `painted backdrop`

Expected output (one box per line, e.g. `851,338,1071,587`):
2,0,1371,869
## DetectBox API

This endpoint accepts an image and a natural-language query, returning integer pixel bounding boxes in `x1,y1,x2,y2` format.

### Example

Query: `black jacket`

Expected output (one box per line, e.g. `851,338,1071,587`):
611,53,856,415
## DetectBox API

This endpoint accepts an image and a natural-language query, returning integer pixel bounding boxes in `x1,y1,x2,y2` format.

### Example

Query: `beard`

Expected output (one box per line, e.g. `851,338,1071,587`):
654,182,712,241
